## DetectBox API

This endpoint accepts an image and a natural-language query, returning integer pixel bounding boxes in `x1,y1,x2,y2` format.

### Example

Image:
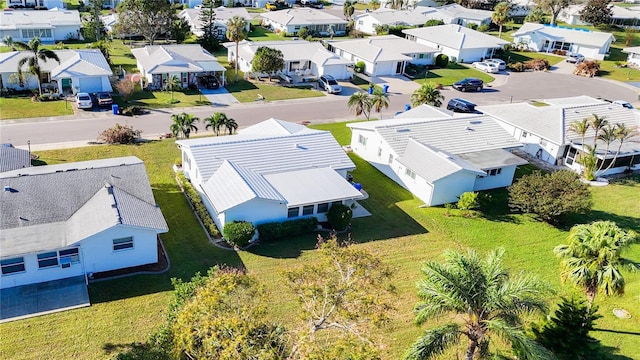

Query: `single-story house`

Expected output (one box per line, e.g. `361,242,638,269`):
508,0,535,17
6,0,64,8
131,44,226,89
0,156,168,292
177,118,365,236
100,13,118,33
478,96,640,176
224,39,352,81
260,8,348,36
0,144,31,173
512,22,615,60
0,49,113,94
622,46,640,67
403,24,509,63
424,4,492,27
179,7,252,39
83,0,122,8
347,106,526,206
379,0,439,9
0,9,82,44
325,35,437,76
353,8,434,35
559,4,640,27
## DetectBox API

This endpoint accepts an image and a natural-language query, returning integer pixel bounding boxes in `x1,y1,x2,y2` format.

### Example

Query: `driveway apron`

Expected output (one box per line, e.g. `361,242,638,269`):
200,87,239,106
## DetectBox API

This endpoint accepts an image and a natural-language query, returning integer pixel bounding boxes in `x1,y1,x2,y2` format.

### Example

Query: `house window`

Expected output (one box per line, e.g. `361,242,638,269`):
289,61,301,71
1,257,25,275
522,131,528,138
388,154,394,164
40,72,51,84
419,53,425,59
302,205,314,216
113,237,134,251
377,147,382,157
288,207,300,218
37,252,59,268
21,29,52,39
405,168,416,179
331,201,342,208
59,248,80,265
488,168,502,176
358,134,367,146
358,20,363,25
317,202,329,213
181,72,188,83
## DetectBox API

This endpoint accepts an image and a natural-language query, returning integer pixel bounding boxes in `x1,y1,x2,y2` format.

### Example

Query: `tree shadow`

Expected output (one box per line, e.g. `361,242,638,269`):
103,341,169,360
560,210,640,233
226,80,259,93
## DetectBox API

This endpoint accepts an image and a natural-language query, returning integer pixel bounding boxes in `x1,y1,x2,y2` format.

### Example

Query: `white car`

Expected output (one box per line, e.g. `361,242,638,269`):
484,58,506,71
612,100,634,109
75,92,93,109
472,61,500,73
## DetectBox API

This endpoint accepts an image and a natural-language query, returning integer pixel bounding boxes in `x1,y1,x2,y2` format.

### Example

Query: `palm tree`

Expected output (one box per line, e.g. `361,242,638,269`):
588,114,608,147
14,37,60,96
165,74,181,102
3,35,15,51
554,221,639,309
492,2,511,39
347,91,372,120
569,118,589,148
405,248,553,360
410,83,444,108
370,90,389,119
170,112,199,139
226,16,248,83
204,112,229,136
595,124,617,173
225,117,238,135
599,123,639,174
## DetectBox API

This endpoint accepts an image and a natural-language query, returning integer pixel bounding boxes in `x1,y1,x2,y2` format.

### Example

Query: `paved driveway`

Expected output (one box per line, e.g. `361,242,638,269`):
200,87,239,106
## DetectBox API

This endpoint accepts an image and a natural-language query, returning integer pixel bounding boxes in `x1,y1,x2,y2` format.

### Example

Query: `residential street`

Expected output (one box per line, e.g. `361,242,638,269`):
1,70,637,150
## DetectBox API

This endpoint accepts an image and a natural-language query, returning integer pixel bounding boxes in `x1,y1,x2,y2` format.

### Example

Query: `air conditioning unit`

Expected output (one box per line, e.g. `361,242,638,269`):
61,263,71,268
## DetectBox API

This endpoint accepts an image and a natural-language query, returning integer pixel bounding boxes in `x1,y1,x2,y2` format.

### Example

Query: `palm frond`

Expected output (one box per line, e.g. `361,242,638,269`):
403,323,460,360
485,319,555,360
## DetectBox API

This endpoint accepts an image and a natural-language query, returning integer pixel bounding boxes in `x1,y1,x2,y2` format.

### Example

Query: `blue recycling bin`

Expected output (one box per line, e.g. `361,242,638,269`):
368,86,373,94
353,182,363,191
383,84,389,93
405,104,411,111
112,104,119,115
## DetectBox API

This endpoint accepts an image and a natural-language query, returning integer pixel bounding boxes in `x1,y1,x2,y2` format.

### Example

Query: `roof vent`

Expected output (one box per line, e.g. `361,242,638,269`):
396,128,411,133
294,143,307,150
4,186,12,192
468,120,482,124
465,126,474,131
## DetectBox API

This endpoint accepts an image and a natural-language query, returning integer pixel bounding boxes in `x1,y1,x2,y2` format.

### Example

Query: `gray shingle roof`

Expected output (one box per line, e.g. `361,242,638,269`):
0,144,30,173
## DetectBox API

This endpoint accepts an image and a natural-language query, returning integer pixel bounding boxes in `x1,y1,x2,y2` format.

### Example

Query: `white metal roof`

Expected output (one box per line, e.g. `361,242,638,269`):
0,9,81,30
225,40,350,67
131,44,225,74
403,24,509,50
0,49,111,79
513,22,615,48
354,9,434,27
327,35,437,63
260,8,347,26
434,3,492,21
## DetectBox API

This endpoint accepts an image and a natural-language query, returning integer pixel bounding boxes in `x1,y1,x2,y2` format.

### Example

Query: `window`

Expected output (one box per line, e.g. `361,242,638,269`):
1,257,25,275
21,29,52,39
288,207,299,218
540,139,548,147
419,53,425,59
59,248,80,264
405,168,416,179
358,134,367,146
317,202,329,213
522,131,528,138
488,168,502,176
388,154,394,164
38,252,59,268
302,205,314,216
181,72,188,83
377,147,382,157
289,61,301,71
113,237,134,251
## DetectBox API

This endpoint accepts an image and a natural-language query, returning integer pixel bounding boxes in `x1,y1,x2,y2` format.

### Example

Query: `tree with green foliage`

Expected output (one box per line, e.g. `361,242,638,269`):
165,74,181,102
170,112,199,139
326,203,353,231
347,91,372,120
411,82,444,107
434,53,449,68
579,0,613,27
554,221,639,308
285,233,394,358
456,191,478,217
424,19,445,27
492,2,511,39
87,0,104,41
508,170,592,224
227,16,249,82
14,37,60,96
198,0,219,51
203,112,225,135
252,46,284,81
116,0,175,45
405,248,553,360
531,297,602,360
171,18,192,44
2,35,15,50
525,6,547,23
343,0,355,20
222,221,255,247
534,0,574,26
370,89,390,118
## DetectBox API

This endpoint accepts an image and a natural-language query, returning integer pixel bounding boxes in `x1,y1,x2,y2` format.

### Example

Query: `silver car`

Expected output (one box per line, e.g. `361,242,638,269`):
75,92,93,109
484,58,506,70
318,75,342,94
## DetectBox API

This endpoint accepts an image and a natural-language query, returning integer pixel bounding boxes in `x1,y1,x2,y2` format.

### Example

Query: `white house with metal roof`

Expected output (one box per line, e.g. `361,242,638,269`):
260,8,348,36
177,119,365,236
478,96,640,176
425,4,492,27
623,46,640,67
325,35,437,76
0,156,168,293
131,44,226,89
0,9,82,44
0,49,112,94
347,106,526,206
512,23,615,60
6,0,64,8
403,24,509,63
559,4,640,27
353,8,434,35
179,7,253,39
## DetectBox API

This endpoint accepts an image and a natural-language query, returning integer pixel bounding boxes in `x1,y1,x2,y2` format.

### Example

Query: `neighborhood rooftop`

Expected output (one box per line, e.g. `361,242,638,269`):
327,35,437,62
0,49,112,77
260,8,347,26
403,24,509,50
0,144,30,173
0,9,81,30
512,23,616,48
130,44,225,74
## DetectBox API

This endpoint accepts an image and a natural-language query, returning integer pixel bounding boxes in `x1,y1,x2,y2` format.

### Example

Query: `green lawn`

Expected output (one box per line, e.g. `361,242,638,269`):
247,25,285,41
1,122,638,360
420,63,495,86
225,78,324,102
114,88,211,109
0,97,74,120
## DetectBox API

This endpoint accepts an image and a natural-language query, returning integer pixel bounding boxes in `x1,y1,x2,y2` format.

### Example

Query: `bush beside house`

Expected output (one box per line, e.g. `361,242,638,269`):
176,172,221,238
327,204,353,231
257,218,318,242
223,221,256,247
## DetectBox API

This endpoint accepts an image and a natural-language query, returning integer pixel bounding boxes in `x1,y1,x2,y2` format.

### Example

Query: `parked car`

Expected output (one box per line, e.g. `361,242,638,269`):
96,92,113,107
612,100,634,109
452,78,484,92
318,75,342,94
484,58,506,70
472,61,499,73
200,75,220,89
447,98,477,113
76,92,93,109
566,53,585,64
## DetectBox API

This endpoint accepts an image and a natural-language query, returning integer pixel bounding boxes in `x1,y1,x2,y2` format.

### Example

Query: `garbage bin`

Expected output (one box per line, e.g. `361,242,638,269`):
368,86,374,95
112,104,119,115
383,84,389,93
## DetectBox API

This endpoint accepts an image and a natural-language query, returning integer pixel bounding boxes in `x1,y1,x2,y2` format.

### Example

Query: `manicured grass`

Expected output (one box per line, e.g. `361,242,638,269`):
0,97,74,120
503,50,565,65
420,63,495,86
225,78,324,102
247,25,285,41
114,88,211,109
1,121,638,360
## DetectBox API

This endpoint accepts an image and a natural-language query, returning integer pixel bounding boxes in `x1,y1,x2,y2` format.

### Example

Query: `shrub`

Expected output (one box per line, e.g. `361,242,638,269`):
574,61,600,77
508,170,592,224
508,62,526,72
115,79,134,101
424,19,445,27
326,204,352,231
467,23,478,30
121,105,146,116
457,191,478,217
297,27,308,38
176,173,220,238
349,29,365,38
552,49,567,56
98,123,142,144
477,24,490,32
374,24,389,35
525,58,550,71
354,61,366,73
435,54,449,68
257,217,318,242
223,221,256,247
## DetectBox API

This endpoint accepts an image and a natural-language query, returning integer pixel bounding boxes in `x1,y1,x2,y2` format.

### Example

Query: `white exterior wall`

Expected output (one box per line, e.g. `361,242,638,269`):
430,173,477,206
494,121,563,165
458,47,492,63
224,199,287,225
349,128,386,163
473,165,517,191
316,63,351,80
0,249,83,289
627,52,640,67
354,15,379,35
514,34,610,60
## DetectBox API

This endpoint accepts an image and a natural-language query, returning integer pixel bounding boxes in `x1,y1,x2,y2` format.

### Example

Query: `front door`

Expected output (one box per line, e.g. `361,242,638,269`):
61,78,72,94
395,61,403,74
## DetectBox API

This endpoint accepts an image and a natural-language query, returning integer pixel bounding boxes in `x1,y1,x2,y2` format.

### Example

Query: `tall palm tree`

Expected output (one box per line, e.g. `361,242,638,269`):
492,2,511,39
203,113,221,136
165,74,181,102
347,91,372,120
14,37,60,96
3,35,15,51
225,117,238,135
370,90,389,119
569,118,589,148
595,124,617,173
410,82,444,108
599,123,639,174
554,221,639,309
226,16,248,83
405,248,553,360
170,112,199,139
588,114,608,147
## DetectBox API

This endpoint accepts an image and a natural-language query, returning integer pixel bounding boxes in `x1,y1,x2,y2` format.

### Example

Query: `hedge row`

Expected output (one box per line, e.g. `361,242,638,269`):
256,217,318,243
176,172,221,239
223,221,256,248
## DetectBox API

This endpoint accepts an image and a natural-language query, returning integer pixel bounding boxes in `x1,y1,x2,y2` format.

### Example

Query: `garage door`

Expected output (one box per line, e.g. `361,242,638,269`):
322,65,350,80
78,77,104,93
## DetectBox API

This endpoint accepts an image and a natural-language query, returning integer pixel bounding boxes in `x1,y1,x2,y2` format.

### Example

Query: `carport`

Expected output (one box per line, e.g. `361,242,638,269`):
0,276,90,323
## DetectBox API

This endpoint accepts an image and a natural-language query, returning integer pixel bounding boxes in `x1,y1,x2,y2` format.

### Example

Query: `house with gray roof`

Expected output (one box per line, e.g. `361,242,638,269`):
478,96,640,176
179,7,252,39
0,144,30,173
353,8,434,35
260,8,348,36
0,49,112,94
131,44,226,89
403,24,509,63
325,35,437,76
0,9,82,44
512,22,615,60
559,4,640,27
0,156,167,297
177,118,365,238
347,106,526,206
